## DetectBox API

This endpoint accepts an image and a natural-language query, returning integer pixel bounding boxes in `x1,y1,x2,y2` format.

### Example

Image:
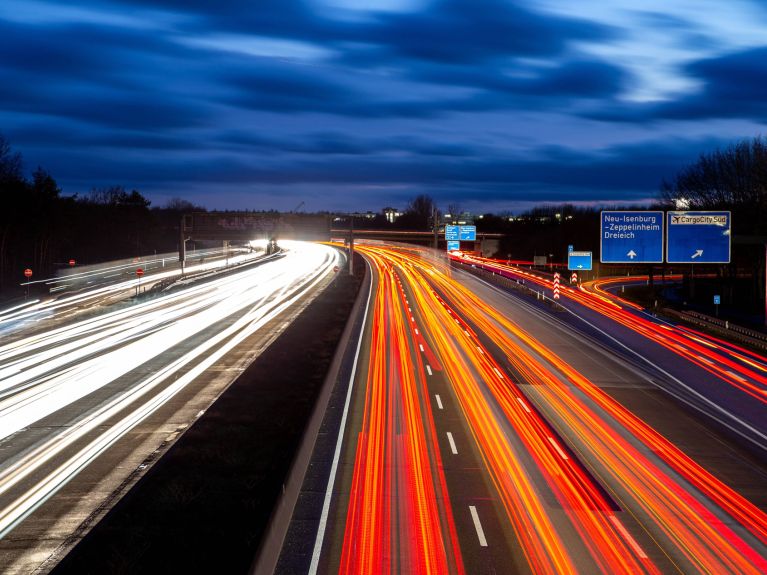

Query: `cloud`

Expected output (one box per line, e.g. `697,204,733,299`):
587,47,767,123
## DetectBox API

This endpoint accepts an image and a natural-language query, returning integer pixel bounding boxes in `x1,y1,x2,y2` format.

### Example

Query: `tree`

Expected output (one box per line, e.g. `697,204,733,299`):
0,135,23,185
401,194,437,229
660,136,767,235
660,136,767,314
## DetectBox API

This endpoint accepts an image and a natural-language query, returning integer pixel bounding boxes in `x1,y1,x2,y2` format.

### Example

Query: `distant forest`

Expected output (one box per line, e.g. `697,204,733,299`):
0,135,202,295
1,135,765,310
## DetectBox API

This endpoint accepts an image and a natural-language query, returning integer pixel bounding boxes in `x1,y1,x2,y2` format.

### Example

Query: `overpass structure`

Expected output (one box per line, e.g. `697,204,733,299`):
180,212,331,268
330,227,503,255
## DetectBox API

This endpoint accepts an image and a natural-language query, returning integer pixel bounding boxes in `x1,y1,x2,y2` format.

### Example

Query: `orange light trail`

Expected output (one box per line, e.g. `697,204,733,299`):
339,250,464,575
342,245,767,574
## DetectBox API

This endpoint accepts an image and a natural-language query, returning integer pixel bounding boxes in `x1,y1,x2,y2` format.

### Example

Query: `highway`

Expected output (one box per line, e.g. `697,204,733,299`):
0,241,342,573
2,245,257,338
454,255,767,452
293,244,767,574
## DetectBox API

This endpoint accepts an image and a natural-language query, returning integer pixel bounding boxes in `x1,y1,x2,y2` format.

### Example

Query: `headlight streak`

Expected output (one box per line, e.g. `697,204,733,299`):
0,242,340,539
354,246,766,574
0,250,268,334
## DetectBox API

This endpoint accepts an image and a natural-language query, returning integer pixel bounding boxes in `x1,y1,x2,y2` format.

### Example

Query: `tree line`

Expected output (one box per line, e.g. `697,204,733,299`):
0,135,201,297
2,133,765,311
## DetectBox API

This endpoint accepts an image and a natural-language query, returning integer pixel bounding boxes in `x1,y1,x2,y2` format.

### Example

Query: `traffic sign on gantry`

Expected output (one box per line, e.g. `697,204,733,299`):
568,251,592,271
600,211,663,263
446,240,460,251
666,211,731,263
445,225,459,241
459,225,476,241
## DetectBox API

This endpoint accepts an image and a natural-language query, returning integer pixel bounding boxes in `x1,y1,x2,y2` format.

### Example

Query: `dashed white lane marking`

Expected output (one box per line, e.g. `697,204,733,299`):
414,328,419,335
548,437,569,460
608,515,648,558
446,432,458,454
419,344,425,352
493,367,504,379
476,346,484,355
435,394,443,409
469,506,488,547
697,355,714,364
516,397,531,413
426,365,433,376
411,316,415,322
725,370,747,382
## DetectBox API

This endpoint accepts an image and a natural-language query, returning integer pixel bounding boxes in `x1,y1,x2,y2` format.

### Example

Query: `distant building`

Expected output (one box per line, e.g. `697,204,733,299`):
382,207,402,223
442,211,475,225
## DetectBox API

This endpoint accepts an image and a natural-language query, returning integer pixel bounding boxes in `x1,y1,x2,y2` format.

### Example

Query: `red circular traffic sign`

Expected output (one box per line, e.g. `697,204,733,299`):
69,259,76,267
136,268,144,277
24,268,32,278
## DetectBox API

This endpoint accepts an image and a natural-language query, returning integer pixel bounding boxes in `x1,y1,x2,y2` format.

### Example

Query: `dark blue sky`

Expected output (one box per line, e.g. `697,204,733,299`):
2,0,766,213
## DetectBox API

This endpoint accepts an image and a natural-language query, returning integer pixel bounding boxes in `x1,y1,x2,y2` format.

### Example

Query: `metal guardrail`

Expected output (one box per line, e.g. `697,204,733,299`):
662,308,767,351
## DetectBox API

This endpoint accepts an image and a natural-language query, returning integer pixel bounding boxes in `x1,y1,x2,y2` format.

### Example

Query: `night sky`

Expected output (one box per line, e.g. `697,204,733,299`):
2,1,766,213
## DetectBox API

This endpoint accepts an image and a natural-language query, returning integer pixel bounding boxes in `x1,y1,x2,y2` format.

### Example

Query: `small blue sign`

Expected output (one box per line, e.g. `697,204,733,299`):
568,245,573,253
568,251,593,271
601,211,664,263
666,211,731,264
459,225,476,241
445,225,459,241
446,240,460,251
713,294,721,305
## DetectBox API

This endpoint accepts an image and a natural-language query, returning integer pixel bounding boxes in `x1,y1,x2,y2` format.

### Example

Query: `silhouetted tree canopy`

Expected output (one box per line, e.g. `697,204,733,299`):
400,194,437,229
660,136,767,235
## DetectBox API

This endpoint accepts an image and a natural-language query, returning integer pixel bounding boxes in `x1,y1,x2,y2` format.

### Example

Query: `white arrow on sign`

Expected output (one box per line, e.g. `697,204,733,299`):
691,249,703,259
627,250,637,259
577,265,583,269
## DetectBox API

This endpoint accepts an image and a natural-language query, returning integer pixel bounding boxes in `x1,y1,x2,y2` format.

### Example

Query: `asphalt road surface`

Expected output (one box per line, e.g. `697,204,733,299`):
283,244,767,575
0,241,342,574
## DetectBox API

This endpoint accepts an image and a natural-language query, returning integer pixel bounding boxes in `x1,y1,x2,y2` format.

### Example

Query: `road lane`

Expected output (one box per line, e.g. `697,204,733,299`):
0,241,342,573
304,244,767,574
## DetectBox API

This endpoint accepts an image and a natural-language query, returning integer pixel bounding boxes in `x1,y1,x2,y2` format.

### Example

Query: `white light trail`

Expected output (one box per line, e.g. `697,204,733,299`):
0,241,341,538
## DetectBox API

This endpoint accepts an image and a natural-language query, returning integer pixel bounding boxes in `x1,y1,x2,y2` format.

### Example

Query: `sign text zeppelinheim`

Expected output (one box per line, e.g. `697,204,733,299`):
603,213,661,239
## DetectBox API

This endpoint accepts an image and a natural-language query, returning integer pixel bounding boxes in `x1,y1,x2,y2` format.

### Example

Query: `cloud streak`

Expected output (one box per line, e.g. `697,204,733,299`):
1,0,766,212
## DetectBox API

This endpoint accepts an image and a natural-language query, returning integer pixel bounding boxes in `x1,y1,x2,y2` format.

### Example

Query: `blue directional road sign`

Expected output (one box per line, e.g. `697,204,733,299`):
459,225,476,241
568,251,593,271
601,211,663,263
666,211,731,264
713,294,721,305
446,240,460,251
445,225,459,241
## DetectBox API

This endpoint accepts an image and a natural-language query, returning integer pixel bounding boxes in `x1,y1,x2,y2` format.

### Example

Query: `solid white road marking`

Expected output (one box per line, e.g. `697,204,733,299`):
725,370,747,382
469,506,488,547
309,260,373,575
446,432,458,454
435,394,443,409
